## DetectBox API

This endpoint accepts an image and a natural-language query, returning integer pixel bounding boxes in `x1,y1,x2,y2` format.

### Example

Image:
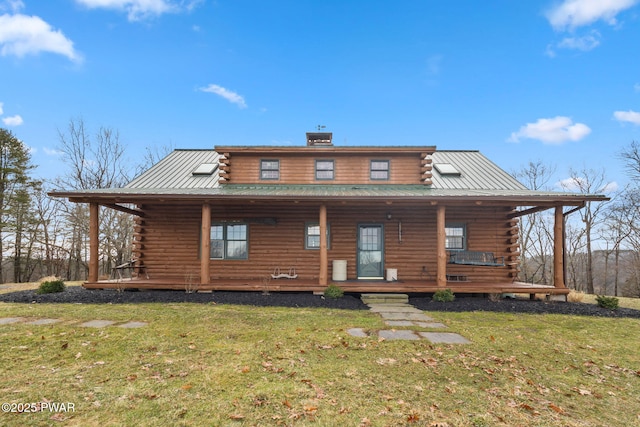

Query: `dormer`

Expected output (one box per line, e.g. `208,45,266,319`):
306,132,333,146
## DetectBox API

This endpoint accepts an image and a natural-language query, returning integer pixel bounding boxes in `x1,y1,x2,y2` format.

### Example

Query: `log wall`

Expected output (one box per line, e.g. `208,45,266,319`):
132,203,519,288
227,153,424,184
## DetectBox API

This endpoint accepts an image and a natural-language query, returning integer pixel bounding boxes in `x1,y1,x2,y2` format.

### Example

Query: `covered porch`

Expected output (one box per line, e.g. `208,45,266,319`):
83,199,572,295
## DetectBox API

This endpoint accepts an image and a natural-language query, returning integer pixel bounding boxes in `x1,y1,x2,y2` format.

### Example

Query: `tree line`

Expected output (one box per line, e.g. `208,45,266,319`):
1,119,638,296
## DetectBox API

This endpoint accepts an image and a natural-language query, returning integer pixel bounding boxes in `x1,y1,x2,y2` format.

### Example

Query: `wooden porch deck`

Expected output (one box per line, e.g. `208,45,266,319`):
84,277,569,296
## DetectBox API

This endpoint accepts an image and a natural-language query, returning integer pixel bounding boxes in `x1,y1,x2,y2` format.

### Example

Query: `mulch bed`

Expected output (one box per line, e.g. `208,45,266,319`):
1,286,639,318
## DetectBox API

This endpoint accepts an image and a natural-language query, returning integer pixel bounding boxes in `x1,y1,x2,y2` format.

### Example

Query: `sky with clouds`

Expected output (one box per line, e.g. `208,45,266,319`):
0,0,639,192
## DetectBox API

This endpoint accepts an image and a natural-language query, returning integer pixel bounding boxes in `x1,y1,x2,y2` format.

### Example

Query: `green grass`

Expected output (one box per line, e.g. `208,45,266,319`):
0,296,639,427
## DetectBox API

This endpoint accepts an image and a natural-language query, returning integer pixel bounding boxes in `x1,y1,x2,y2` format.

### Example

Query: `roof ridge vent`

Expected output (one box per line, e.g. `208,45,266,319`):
306,132,333,146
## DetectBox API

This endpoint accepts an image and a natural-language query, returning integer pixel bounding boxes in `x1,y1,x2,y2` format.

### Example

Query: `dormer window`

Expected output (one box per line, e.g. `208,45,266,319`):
370,160,389,180
315,160,334,180
260,159,279,180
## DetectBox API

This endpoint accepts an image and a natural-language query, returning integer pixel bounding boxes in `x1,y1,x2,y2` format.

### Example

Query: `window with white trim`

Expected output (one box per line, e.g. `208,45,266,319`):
210,223,248,259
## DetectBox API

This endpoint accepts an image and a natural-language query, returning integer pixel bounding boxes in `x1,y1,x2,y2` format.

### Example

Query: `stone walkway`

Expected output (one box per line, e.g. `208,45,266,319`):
0,317,147,328
348,294,471,344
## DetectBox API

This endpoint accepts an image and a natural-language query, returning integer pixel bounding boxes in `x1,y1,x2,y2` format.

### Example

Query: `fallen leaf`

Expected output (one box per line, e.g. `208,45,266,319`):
61,342,68,349
304,404,318,413
75,352,82,359
228,413,244,420
241,366,250,373
181,384,192,390
407,412,420,422
549,403,564,414
573,387,592,396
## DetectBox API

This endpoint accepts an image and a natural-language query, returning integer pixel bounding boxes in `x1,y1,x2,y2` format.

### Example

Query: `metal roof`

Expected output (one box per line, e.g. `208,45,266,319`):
125,149,220,190
50,148,607,205
430,151,527,191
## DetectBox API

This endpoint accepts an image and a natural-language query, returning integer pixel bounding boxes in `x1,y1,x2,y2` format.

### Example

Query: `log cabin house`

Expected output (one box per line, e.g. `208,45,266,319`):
51,132,608,297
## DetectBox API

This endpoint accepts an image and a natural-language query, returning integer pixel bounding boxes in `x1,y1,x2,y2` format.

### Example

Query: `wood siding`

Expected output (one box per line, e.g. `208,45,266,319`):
130,202,519,290
226,153,424,184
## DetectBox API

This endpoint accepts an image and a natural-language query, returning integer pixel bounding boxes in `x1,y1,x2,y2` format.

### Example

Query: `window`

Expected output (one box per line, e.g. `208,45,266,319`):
445,224,466,250
370,160,389,180
305,223,330,249
260,159,279,180
210,223,248,259
315,160,334,180
434,163,461,176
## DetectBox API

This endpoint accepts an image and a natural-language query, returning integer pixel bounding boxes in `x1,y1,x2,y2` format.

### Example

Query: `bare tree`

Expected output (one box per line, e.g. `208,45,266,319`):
513,161,556,284
55,118,132,280
559,167,612,294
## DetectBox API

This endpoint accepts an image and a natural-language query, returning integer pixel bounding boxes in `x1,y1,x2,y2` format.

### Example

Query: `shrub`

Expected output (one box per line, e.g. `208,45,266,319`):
324,284,344,299
568,290,585,303
36,280,66,294
433,288,455,302
596,295,619,310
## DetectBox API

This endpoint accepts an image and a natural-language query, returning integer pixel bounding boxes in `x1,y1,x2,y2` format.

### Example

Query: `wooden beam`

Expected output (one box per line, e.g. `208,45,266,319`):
436,205,447,288
200,203,211,285
319,204,328,287
103,203,146,217
89,203,99,283
554,206,565,288
507,205,552,219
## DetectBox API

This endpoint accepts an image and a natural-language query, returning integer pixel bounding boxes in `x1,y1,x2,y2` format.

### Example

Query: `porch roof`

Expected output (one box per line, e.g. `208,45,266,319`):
51,183,607,206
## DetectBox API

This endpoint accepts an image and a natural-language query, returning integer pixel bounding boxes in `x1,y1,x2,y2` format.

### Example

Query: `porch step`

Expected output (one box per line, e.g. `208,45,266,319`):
361,293,409,305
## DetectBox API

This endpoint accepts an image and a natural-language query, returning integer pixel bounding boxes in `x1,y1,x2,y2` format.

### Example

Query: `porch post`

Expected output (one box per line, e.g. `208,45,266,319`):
200,203,211,286
319,204,328,287
89,203,99,282
436,205,447,287
553,205,566,288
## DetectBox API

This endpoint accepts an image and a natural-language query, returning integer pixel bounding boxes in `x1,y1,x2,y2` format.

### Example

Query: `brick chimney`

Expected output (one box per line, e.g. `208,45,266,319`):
306,132,333,146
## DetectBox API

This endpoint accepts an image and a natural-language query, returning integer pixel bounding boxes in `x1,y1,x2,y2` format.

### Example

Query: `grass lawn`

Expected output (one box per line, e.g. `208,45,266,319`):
0,289,638,426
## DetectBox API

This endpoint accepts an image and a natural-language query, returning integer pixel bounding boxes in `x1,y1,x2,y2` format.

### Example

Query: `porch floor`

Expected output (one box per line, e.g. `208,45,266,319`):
84,277,569,296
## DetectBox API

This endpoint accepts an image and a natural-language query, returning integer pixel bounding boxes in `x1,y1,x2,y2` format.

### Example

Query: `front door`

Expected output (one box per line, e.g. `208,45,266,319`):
357,224,384,279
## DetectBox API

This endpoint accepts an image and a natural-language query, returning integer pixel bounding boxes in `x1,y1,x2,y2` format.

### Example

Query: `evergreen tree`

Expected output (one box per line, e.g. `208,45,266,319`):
0,128,38,283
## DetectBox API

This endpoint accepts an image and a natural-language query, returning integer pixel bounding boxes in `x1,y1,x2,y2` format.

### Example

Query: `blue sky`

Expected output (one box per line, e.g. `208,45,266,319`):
1,0,639,192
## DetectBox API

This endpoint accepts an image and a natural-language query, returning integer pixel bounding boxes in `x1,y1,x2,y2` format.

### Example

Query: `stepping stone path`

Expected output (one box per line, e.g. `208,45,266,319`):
0,317,147,328
351,294,471,344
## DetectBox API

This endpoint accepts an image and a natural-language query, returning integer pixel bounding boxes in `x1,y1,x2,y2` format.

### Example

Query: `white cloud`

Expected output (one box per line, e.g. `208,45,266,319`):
75,0,202,21
546,0,639,31
0,101,3,115
43,147,64,156
508,116,591,144
199,84,247,109
634,83,640,92
0,0,24,13
557,31,601,51
601,181,619,193
613,110,640,124
557,176,618,193
2,114,23,126
557,176,585,191
0,13,81,62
